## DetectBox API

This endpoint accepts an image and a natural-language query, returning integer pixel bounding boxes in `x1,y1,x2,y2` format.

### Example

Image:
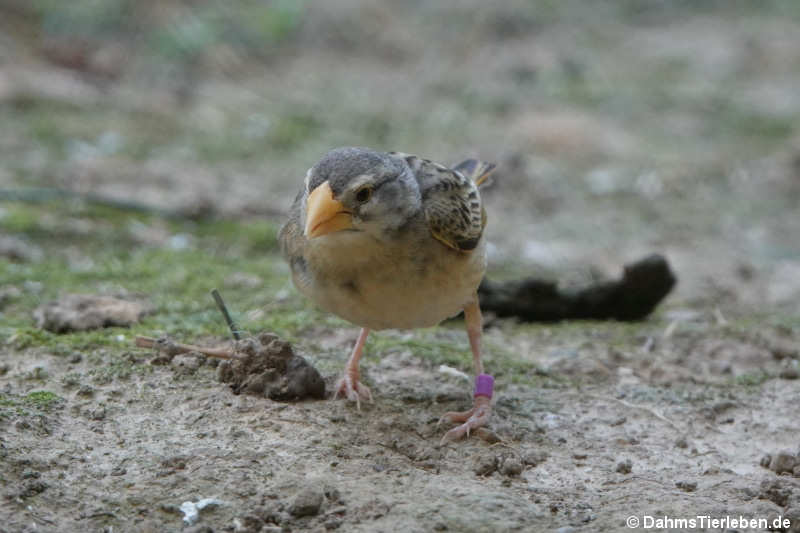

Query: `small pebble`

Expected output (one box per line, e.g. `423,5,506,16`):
289,487,324,517
475,427,501,443
501,457,524,477
21,469,40,479
184,526,214,533
759,479,792,507
324,517,343,531
616,459,632,474
522,450,548,466
324,486,341,503
159,503,182,515
20,480,48,498
474,455,498,477
768,450,797,474
171,354,203,374
779,366,798,380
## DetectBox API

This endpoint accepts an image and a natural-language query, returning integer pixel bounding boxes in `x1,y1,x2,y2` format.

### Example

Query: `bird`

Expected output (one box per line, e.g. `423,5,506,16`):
278,146,496,443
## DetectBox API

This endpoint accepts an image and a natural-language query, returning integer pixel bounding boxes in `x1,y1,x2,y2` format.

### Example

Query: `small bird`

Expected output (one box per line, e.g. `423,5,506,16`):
279,147,496,442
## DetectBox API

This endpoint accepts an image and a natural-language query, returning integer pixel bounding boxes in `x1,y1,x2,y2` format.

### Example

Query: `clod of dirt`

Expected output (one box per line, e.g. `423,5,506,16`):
184,525,214,533
759,479,794,507
768,450,798,475
34,294,149,333
475,427,502,443
474,455,499,477
254,501,287,525
289,487,325,517
780,366,799,380
235,513,268,532
478,253,676,322
0,286,22,308
500,456,524,477
522,450,548,466
171,354,204,375
616,459,632,474
19,480,48,499
217,332,325,401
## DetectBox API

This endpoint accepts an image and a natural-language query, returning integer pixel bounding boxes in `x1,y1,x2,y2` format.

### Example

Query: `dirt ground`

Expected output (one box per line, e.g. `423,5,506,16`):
2,2,800,532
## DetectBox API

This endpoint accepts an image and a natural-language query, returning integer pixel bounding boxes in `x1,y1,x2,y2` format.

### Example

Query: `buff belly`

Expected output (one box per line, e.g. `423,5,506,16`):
294,232,486,330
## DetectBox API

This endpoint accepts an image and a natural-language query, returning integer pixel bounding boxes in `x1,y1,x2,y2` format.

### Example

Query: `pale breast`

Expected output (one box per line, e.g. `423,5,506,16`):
294,230,486,330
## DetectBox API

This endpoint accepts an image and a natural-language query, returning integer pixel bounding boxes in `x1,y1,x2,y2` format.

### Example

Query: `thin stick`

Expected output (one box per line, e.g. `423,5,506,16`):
135,335,241,360
211,288,241,340
589,393,678,430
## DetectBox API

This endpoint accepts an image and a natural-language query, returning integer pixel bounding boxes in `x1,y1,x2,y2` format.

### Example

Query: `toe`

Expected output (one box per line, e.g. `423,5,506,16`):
356,382,373,403
332,374,372,410
438,399,492,444
438,408,475,426
440,423,469,444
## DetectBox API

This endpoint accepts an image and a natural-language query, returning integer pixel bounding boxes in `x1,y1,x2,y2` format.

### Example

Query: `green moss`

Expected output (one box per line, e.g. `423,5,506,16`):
24,391,63,409
0,204,44,233
90,359,151,384
733,371,771,387
0,391,63,414
8,328,58,350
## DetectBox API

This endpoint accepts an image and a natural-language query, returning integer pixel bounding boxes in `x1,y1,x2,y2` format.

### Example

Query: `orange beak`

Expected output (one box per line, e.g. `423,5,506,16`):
304,181,353,238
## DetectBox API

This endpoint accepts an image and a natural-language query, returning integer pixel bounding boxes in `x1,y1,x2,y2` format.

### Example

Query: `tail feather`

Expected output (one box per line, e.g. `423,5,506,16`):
453,159,496,187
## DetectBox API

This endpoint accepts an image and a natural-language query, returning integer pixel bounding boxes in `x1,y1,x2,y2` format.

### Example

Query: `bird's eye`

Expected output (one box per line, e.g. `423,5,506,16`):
354,186,372,204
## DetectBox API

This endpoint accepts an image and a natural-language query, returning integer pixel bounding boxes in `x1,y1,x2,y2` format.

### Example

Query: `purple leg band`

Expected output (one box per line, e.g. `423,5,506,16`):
473,373,494,399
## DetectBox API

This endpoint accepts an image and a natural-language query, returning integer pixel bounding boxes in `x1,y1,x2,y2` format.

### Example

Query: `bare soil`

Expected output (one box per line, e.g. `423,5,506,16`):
2,2,800,532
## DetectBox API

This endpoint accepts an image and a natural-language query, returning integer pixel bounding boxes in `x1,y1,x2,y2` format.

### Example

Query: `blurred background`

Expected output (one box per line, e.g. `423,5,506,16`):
2,0,800,318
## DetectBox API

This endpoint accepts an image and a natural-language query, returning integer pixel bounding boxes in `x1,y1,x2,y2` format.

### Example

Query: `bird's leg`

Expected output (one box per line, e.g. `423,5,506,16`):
333,327,373,410
439,299,493,443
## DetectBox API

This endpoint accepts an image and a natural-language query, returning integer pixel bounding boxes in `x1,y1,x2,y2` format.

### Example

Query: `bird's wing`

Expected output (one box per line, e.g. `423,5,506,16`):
392,153,493,252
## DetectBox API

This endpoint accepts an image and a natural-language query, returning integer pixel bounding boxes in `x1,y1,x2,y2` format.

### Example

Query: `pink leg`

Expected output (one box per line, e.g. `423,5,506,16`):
333,328,373,410
439,298,492,443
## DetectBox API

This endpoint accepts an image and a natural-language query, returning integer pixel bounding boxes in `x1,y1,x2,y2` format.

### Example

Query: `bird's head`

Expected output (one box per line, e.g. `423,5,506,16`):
302,147,421,240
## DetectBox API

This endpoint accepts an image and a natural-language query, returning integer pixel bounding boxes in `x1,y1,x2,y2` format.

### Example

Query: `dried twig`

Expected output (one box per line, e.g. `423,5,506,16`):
589,393,679,430
134,290,249,360
135,335,241,360
211,289,241,340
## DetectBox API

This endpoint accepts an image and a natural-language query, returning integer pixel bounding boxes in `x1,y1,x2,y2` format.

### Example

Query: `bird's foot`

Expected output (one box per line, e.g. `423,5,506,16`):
438,395,492,444
332,371,372,410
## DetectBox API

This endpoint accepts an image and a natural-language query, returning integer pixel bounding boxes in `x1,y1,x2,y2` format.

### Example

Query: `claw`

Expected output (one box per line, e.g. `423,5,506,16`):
438,397,492,444
332,372,372,410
